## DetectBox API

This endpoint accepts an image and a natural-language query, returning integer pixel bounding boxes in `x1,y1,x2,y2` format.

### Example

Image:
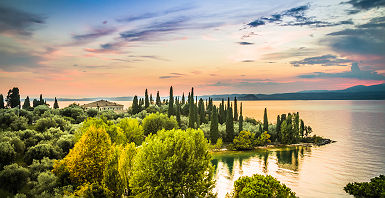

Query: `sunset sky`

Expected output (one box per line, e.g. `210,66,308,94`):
0,0,384,97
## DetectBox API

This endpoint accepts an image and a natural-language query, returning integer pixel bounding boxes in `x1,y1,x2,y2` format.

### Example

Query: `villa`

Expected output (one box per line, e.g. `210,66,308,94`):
82,100,124,111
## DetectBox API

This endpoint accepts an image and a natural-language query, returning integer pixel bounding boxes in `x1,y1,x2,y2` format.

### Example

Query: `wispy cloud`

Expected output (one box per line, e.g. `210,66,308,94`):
246,4,353,28
344,0,385,14
71,26,117,44
0,49,42,71
238,41,254,45
0,5,45,36
159,72,184,79
298,63,385,80
290,54,352,66
116,5,193,23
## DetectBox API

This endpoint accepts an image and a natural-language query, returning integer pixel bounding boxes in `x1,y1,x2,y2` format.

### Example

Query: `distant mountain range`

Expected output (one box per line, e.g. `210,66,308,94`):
42,83,385,101
202,83,385,100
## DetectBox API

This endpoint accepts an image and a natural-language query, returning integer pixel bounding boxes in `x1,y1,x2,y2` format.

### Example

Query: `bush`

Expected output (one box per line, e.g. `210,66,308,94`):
10,138,25,153
31,171,58,196
232,131,255,150
10,116,28,131
86,108,98,117
57,134,75,154
33,105,51,116
74,182,112,198
130,129,215,197
231,174,296,198
142,113,178,135
117,118,144,145
25,143,60,164
60,105,86,124
344,175,385,197
29,157,55,180
35,116,70,132
0,142,16,168
0,163,30,194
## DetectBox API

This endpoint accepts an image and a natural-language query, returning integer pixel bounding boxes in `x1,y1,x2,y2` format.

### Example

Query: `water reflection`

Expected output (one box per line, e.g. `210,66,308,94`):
212,146,312,198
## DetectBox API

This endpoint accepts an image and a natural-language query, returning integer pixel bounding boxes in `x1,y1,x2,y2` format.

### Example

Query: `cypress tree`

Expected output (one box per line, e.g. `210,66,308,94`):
150,94,153,104
276,115,281,142
168,86,174,117
239,103,243,132
6,87,20,108
33,99,39,107
132,96,139,114
188,88,195,128
198,98,205,124
145,89,149,108
0,94,4,109
22,96,31,110
176,103,181,127
39,94,44,105
300,119,305,139
181,93,185,104
294,112,300,142
259,124,263,134
225,106,234,142
263,108,269,132
156,91,161,106
234,97,238,121
219,99,225,124
53,97,59,109
210,106,219,143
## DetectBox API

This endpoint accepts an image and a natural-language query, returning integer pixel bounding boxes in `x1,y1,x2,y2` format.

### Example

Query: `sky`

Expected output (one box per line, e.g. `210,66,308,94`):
0,0,384,97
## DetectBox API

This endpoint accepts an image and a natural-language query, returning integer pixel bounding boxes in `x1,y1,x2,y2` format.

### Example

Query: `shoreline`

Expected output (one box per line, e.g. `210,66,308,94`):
211,138,336,152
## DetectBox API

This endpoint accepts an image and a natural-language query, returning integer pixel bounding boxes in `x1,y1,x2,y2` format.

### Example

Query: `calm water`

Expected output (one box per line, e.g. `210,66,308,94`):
212,100,385,198
50,100,385,197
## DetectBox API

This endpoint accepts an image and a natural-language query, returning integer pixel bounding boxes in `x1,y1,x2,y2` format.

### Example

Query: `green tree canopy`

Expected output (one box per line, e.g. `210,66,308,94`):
231,174,296,198
130,128,215,197
142,113,178,135
344,175,385,197
6,87,20,108
53,125,112,186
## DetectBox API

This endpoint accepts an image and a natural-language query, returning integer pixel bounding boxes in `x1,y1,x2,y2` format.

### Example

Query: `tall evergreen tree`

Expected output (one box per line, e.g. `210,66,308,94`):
294,112,300,142
0,94,4,109
53,97,59,109
276,115,281,142
300,119,305,139
39,94,44,105
156,91,161,106
188,88,195,128
259,124,263,134
234,97,238,121
176,103,181,127
210,106,219,143
132,96,139,114
144,89,149,108
6,87,20,108
225,106,234,142
198,98,205,124
33,99,39,107
181,93,185,104
22,96,31,109
168,86,174,117
219,99,225,124
263,108,269,132
150,94,153,104
239,103,243,132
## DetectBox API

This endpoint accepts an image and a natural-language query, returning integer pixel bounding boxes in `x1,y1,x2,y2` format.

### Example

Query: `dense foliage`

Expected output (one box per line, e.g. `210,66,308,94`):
0,86,320,197
230,174,296,198
130,129,215,197
344,175,385,197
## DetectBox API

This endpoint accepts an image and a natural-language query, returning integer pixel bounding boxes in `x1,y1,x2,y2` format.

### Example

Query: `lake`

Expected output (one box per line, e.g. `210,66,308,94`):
49,100,385,197
211,100,385,198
